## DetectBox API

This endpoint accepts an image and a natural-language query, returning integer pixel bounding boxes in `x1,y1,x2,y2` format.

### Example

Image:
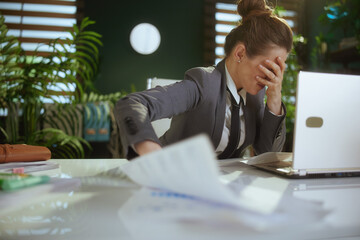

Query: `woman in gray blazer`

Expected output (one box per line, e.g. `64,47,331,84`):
115,0,293,159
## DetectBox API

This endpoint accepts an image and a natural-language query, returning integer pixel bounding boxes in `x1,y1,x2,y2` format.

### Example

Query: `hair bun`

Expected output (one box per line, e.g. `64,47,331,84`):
237,0,272,21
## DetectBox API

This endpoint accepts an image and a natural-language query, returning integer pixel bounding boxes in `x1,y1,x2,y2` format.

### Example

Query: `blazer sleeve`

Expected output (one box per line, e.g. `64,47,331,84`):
252,103,287,155
114,79,202,158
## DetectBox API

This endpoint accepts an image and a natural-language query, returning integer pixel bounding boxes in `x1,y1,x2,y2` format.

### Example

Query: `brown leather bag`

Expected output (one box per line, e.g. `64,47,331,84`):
0,144,51,163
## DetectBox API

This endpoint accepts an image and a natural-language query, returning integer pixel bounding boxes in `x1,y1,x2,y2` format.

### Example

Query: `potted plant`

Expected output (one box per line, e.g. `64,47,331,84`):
0,13,104,158
274,6,307,151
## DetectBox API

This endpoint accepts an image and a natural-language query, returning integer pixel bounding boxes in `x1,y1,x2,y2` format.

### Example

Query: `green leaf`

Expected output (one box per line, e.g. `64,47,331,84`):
0,126,9,142
80,17,96,31
77,35,103,46
79,31,102,39
32,128,91,159
75,45,99,60
76,39,100,54
73,24,79,35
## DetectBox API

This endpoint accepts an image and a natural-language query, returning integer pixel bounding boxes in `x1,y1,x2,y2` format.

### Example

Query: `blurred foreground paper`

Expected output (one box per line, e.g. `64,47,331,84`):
120,134,242,207
120,134,328,215
118,187,329,240
119,135,330,239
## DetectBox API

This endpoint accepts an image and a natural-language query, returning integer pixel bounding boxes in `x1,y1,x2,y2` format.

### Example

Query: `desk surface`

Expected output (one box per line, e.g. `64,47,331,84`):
0,159,359,240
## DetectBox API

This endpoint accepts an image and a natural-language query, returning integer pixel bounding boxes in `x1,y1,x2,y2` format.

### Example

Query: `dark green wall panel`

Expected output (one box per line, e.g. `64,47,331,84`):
84,0,204,93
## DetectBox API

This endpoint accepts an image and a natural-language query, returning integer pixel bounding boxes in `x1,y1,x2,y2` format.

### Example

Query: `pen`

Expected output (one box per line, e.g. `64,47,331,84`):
0,173,50,191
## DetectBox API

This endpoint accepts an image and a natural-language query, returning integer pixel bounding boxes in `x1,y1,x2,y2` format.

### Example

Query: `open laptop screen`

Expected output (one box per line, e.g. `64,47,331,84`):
292,71,360,171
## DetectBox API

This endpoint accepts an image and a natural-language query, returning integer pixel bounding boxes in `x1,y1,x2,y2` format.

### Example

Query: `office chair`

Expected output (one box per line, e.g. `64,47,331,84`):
146,77,182,137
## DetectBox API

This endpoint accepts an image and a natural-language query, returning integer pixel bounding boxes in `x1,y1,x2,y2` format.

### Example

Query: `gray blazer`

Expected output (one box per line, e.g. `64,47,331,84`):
115,60,286,159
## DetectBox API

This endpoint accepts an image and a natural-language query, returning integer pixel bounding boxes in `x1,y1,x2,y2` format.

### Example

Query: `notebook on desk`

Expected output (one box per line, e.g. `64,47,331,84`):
246,71,360,178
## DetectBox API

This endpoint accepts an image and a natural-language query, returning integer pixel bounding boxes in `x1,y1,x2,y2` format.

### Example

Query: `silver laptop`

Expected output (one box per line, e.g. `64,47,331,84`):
250,71,360,178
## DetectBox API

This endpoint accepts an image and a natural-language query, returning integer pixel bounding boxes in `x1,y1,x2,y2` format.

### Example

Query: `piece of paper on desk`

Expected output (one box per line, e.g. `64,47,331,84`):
242,152,293,165
0,161,59,174
216,152,293,169
121,134,242,208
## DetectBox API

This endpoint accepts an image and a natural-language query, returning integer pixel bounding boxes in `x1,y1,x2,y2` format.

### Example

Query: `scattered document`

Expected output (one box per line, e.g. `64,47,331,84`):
0,161,60,174
121,134,244,208
118,135,329,238
120,135,320,215
79,168,138,188
242,152,293,165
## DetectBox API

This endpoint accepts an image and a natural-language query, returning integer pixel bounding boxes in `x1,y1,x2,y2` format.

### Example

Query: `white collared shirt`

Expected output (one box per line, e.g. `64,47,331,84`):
215,65,246,154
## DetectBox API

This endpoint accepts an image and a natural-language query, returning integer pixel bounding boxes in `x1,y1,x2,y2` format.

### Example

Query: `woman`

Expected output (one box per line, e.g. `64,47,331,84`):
115,0,293,159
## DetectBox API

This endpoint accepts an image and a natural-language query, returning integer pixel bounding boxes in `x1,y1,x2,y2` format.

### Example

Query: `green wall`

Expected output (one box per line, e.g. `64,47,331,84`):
84,0,204,94
303,0,359,72
304,0,329,54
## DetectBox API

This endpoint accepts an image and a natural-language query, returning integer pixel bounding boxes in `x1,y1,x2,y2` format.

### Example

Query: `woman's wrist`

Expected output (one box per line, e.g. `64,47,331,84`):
134,140,162,156
266,97,282,115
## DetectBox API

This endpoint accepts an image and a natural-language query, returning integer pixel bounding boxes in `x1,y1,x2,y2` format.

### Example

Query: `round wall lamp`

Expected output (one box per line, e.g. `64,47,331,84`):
129,23,161,55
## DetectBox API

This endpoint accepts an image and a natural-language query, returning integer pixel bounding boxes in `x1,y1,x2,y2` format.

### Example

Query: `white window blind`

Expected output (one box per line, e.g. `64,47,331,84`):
0,0,82,56
0,0,85,103
214,2,240,64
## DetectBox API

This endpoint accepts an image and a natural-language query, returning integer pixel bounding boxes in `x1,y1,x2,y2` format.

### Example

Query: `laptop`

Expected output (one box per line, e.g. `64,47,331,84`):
246,71,360,178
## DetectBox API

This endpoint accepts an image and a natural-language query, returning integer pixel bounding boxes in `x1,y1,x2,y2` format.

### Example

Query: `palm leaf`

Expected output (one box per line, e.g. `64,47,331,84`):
0,126,9,142
77,35,103,46
79,31,103,41
76,39,100,55
79,17,95,30
73,51,98,73
31,128,92,159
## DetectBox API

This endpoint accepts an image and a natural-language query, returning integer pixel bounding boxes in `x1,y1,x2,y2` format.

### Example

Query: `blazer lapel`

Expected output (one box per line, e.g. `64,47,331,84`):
212,59,227,148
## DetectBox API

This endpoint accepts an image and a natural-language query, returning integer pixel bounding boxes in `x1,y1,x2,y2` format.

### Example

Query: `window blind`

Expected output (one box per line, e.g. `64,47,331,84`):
0,0,85,103
0,0,83,56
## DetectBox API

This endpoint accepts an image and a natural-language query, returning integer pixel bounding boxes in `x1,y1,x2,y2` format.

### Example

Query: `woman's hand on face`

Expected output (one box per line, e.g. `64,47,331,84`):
134,140,162,156
256,57,286,115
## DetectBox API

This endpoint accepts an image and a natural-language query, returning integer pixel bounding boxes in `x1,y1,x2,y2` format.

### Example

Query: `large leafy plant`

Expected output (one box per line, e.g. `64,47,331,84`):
281,35,307,151
0,14,103,158
274,6,307,151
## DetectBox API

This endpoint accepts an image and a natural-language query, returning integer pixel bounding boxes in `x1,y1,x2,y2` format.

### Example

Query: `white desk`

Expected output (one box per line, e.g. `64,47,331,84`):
0,159,359,240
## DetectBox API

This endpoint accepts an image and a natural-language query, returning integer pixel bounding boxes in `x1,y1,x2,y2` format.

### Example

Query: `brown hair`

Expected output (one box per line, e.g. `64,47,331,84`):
224,0,293,58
